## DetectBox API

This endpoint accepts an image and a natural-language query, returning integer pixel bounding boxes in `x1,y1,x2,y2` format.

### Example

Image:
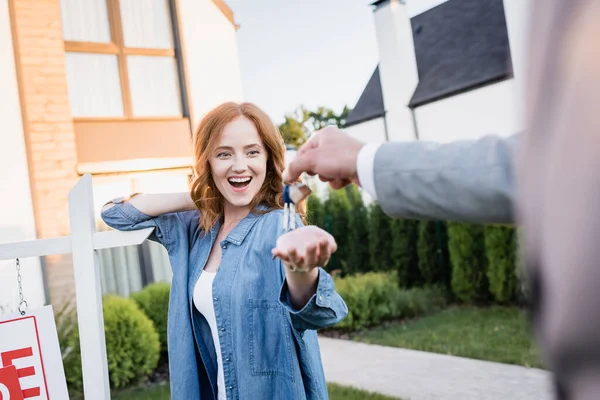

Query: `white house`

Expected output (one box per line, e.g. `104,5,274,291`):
0,0,244,310
344,0,531,144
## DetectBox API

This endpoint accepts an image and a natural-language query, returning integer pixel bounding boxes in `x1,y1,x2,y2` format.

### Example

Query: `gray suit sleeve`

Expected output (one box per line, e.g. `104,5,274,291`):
373,134,519,223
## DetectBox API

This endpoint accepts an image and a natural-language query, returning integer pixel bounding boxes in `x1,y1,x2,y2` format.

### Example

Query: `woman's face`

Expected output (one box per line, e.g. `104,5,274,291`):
208,116,268,209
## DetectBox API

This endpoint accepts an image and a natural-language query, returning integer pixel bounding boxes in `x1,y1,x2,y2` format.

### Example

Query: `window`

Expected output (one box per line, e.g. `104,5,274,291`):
60,0,184,119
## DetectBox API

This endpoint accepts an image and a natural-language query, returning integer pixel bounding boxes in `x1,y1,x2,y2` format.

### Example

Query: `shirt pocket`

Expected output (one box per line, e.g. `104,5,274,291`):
248,299,295,382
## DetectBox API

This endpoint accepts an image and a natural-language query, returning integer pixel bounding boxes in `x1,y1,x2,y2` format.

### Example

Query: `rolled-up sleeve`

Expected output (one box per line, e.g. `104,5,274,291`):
100,196,173,249
279,268,348,332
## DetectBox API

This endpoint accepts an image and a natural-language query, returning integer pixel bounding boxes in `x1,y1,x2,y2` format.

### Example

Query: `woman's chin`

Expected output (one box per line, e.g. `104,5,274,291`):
223,191,256,208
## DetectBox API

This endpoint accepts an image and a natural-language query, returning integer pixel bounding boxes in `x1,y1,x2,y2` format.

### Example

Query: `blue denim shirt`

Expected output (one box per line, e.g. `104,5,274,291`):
101,199,348,400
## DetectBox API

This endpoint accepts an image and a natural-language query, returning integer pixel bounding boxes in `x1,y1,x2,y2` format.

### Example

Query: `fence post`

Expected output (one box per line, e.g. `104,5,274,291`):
69,174,110,400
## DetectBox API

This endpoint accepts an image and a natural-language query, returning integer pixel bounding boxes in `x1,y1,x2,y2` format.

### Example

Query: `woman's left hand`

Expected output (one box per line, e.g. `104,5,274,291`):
272,225,337,272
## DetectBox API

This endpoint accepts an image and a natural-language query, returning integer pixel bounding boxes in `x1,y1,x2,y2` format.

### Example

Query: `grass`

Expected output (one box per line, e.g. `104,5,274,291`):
351,306,543,369
112,383,399,400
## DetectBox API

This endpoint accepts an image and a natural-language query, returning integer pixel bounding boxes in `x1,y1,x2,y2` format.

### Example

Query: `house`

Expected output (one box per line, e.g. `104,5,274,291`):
344,0,531,144
0,0,244,310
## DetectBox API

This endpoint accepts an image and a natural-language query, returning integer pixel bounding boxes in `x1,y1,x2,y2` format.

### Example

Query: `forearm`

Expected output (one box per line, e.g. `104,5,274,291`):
102,192,196,216
374,134,519,223
284,267,319,310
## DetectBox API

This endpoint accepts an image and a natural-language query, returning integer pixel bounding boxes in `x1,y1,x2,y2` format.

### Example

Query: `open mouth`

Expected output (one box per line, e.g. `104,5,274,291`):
228,176,252,189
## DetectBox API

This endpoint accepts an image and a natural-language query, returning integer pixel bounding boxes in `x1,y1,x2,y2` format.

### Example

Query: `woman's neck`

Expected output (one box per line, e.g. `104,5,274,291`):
221,202,252,232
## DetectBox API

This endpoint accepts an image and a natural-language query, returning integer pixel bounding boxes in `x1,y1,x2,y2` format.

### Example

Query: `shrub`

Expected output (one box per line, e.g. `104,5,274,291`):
324,188,351,273
131,282,171,355
333,272,446,331
418,220,451,290
368,202,393,271
306,194,325,228
448,222,489,303
390,219,421,288
485,224,518,303
62,295,160,396
346,186,370,274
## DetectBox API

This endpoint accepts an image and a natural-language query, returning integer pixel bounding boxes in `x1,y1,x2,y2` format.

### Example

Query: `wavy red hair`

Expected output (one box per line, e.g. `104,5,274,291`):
190,102,305,232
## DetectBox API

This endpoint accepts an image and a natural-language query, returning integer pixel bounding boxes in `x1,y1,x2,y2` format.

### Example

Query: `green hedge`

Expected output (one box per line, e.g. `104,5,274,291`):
324,189,351,273
418,221,451,290
391,219,421,288
131,282,171,356
346,186,370,275
369,202,393,272
333,272,447,331
485,225,518,303
61,295,160,397
448,222,489,303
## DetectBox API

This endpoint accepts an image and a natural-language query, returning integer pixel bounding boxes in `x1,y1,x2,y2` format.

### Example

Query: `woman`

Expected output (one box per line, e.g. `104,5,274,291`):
101,102,348,400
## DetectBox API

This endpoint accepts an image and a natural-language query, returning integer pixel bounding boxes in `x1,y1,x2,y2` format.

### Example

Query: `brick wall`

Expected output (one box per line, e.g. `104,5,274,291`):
10,0,78,304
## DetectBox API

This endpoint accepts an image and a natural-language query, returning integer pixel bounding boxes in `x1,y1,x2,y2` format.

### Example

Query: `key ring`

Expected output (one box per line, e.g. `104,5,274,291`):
282,183,311,272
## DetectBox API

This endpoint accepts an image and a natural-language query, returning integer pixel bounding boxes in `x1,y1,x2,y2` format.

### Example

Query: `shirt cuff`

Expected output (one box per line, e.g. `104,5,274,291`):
356,143,381,201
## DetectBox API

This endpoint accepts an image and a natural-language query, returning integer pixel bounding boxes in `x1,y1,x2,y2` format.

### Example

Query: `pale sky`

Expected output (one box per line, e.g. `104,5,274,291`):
225,0,380,124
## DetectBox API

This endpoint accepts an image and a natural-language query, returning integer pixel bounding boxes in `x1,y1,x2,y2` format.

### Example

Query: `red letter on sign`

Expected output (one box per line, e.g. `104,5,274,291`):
0,365,25,400
0,348,40,398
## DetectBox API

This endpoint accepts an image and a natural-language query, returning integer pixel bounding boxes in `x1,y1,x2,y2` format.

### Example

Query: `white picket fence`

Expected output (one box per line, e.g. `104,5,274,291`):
0,174,154,400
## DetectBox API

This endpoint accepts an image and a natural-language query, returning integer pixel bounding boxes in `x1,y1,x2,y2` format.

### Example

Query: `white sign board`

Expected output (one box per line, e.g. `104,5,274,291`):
0,306,69,399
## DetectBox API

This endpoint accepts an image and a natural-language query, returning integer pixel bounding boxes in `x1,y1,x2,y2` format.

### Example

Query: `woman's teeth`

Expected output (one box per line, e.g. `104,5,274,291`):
228,177,251,188
229,177,251,183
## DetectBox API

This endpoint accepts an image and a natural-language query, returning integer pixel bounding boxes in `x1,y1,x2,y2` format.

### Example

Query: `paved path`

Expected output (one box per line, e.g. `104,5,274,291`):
318,337,554,400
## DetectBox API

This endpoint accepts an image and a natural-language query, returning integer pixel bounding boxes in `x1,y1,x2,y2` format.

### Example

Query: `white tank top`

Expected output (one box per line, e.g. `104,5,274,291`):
192,271,226,400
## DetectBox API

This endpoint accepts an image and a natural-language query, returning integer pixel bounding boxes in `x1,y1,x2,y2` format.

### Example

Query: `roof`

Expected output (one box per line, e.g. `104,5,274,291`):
344,66,386,127
408,0,513,108
212,0,238,29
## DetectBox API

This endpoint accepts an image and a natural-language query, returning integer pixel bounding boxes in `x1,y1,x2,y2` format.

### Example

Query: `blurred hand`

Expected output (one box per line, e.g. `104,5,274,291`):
271,225,337,272
283,126,365,189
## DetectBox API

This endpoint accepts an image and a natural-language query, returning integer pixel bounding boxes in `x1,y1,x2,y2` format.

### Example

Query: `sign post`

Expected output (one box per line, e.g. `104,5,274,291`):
0,174,154,399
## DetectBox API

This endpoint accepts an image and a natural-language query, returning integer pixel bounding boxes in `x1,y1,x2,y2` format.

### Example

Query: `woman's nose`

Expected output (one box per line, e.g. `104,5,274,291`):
231,159,247,173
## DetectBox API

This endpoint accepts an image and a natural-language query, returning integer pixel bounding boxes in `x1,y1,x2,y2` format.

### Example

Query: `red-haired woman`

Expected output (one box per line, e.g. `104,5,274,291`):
101,102,347,400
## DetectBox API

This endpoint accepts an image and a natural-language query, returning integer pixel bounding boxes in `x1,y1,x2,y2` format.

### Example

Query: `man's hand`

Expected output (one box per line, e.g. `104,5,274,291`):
283,126,366,189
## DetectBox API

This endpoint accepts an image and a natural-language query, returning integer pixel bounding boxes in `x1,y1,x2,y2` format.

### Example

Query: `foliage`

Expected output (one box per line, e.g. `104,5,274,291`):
448,223,489,303
278,105,352,148
346,186,370,275
306,193,326,228
417,220,451,290
333,272,446,331
368,202,393,272
485,225,518,303
324,188,351,273
390,219,421,288
131,282,171,355
62,295,160,396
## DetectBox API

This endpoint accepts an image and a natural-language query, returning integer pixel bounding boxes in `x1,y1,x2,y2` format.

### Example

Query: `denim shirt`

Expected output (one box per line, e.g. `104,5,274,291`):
101,199,348,400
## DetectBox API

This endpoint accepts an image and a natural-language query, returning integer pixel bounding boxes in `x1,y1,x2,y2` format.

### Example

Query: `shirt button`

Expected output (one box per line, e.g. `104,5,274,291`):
220,327,225,331
213,297,218,301
228,386,233,390
319,295,323,301
222,244,227,249
225,358,230,362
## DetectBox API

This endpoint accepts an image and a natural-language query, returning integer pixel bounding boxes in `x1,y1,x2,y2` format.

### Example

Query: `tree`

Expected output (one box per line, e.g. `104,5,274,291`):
306,194,325,228
324,188,351,274
485,224,518,303
391,219,421,288
418,220,451,290
278,105,352,148
448,222,489,303
345,186,370,274
307,105,352,131
368,202,393,271
278,108,310,148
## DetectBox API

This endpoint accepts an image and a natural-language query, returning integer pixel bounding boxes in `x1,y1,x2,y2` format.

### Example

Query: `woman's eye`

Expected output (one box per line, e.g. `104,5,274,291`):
248,150,260,156
217,152,230,158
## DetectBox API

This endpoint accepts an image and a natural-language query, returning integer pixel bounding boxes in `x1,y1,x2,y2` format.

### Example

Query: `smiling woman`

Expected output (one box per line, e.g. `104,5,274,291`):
100,101,347,400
